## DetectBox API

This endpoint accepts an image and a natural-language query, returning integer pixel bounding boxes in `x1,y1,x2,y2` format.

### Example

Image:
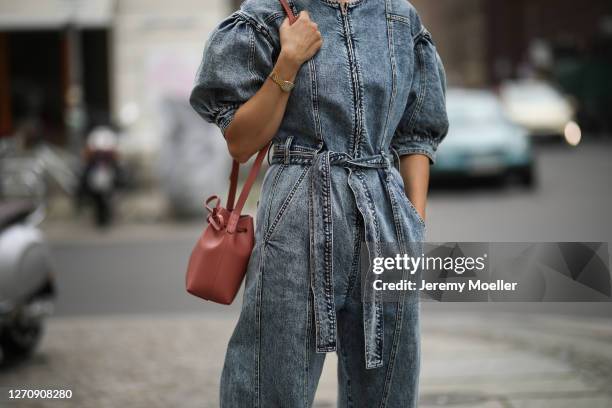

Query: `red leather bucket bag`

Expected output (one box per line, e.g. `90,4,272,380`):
186,0,297,305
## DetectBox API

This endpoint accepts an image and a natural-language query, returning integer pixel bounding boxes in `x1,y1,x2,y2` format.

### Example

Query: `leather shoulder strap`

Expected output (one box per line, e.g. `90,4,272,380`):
227,160,239,211
226,145,269,233
279,0,298,23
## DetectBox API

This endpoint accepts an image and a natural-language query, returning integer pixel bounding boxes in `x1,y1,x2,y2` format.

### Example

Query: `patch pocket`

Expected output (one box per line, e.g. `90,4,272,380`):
386,13,411,27
263,165,310,243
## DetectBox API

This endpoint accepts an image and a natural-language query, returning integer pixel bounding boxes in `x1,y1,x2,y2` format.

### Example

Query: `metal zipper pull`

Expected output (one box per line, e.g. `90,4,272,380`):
340,0,348,15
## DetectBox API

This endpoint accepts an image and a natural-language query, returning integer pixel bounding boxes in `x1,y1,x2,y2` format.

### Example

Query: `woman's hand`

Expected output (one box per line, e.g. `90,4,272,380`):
279,11,323,69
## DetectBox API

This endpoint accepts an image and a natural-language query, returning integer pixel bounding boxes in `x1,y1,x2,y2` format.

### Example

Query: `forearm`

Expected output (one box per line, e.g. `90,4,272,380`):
225,51,300,163
398,154,430,222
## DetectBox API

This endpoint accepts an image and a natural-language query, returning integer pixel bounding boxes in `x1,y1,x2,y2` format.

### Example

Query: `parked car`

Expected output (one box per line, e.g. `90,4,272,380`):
432,89,535,187
500,79,581,145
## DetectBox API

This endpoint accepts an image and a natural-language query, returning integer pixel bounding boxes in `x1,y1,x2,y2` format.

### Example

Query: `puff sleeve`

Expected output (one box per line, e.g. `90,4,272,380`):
189,11,275,137
391,24,449,164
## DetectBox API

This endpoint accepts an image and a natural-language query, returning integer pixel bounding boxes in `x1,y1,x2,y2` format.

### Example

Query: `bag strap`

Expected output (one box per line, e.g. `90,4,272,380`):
227,160,239,211
225,0,297,231
226,146,268,233
279,0,298,24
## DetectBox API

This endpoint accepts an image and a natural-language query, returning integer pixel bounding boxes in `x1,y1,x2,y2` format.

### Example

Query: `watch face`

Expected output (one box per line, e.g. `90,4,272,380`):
270,71,294,92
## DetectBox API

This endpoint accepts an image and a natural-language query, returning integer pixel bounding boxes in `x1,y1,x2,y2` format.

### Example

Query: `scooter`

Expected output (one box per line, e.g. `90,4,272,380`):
0,137,56,365
0,200,55,365
77,126,121,227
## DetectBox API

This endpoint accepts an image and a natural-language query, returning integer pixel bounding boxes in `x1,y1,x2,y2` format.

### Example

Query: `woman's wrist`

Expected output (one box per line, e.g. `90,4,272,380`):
275,50,301,82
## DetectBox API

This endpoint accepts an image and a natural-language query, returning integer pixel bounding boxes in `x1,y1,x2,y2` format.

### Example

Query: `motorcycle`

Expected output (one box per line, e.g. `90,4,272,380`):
77,126,121,227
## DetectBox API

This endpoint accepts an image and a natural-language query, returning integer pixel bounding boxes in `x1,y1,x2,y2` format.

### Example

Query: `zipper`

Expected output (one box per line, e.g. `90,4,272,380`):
339,0,363,156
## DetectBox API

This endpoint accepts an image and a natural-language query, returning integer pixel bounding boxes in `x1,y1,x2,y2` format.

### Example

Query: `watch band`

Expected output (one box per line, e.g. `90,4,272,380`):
268,70,295,92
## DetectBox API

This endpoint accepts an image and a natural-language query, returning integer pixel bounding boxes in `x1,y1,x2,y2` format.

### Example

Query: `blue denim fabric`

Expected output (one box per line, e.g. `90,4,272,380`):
190,0,448,406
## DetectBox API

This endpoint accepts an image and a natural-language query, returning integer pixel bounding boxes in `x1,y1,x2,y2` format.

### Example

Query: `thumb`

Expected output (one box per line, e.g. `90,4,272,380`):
280,16,291,29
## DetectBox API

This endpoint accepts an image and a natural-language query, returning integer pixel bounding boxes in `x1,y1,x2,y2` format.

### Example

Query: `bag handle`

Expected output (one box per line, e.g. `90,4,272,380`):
226,160,239,211
226,146,268,233
279,0,298,24
225,0,298,232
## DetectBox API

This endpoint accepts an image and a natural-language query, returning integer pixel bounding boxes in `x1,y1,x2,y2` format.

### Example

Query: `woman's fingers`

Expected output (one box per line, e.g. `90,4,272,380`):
305,38,324,56
297,10,311,21
279,10,323,65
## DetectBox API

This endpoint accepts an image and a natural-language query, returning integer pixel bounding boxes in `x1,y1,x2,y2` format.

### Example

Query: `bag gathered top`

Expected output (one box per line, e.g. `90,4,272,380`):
186,0,297,305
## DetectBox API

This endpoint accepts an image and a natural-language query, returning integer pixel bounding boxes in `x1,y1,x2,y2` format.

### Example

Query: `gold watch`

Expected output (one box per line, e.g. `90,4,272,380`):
268,70,295,92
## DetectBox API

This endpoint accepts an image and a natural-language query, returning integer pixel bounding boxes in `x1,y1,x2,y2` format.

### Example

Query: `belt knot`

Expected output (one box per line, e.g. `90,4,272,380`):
270,139,391,369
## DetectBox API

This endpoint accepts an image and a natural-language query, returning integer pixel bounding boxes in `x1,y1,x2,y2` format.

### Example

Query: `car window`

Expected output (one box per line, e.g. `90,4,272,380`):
447,93,506,127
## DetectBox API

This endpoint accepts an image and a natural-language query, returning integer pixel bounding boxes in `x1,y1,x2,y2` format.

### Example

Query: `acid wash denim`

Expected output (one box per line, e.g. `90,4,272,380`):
190,0,449,406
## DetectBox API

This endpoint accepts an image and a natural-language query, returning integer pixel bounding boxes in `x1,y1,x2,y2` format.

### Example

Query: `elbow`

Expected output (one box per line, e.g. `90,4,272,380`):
224,119,268,164
225,131,252,164
228,145,252,164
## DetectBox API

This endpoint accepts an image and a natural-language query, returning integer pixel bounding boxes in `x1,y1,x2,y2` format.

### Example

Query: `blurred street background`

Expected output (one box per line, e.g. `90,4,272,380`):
0,0,611,407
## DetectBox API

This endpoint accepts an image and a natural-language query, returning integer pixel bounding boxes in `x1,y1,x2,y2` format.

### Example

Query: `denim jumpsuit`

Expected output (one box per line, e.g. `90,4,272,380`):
190,0,448,406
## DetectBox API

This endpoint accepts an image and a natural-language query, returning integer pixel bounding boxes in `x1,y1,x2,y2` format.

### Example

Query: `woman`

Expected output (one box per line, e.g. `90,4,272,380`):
190,0,448,406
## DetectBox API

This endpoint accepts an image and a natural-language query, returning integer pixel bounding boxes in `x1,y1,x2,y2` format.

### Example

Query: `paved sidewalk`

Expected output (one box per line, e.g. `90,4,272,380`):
1,311,611,408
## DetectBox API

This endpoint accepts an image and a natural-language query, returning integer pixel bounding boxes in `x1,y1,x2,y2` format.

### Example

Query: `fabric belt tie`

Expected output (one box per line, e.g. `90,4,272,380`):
269,139,398,370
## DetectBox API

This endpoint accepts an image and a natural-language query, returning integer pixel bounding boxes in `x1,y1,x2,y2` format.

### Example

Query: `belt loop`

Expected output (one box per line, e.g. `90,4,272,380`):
284,136,294,165
266,141,274,166
380,149,392,171
390,147,401,171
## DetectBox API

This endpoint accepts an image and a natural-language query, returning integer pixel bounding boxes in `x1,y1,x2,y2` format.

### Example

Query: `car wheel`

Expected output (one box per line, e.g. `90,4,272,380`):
0,318,43,365
517,165,536,189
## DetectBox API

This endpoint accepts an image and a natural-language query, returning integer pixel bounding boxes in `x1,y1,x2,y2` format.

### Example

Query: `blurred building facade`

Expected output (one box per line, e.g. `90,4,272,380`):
413,0,612,85
0,0,228,180
413,0,612,132
1,0,610,173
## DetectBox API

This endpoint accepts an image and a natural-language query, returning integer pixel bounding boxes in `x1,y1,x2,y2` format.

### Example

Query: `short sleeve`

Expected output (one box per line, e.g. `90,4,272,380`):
391,24,449,164
189,11,275,137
